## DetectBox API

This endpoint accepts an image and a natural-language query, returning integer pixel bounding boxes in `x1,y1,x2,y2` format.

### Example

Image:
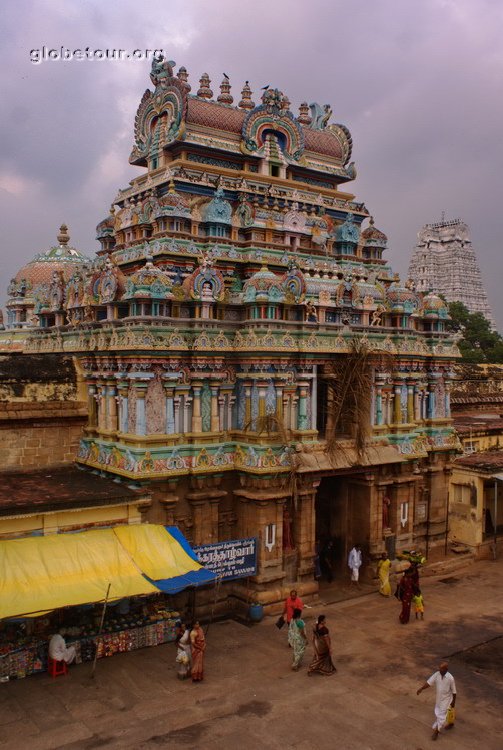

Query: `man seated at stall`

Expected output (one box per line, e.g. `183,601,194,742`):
48,631,76,664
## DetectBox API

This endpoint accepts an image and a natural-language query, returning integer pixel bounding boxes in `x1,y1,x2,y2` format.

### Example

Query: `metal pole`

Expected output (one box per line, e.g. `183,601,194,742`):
91,583,111,679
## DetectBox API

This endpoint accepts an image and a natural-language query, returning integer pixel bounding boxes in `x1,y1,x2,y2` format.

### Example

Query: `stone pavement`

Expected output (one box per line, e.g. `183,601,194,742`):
1,558,503,750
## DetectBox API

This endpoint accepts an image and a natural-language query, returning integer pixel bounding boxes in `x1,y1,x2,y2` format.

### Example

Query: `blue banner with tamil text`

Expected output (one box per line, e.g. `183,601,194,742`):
193,537,257,580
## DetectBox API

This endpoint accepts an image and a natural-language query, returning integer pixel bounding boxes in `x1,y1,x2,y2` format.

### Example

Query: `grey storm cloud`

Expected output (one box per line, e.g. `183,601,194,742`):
1,0,502,328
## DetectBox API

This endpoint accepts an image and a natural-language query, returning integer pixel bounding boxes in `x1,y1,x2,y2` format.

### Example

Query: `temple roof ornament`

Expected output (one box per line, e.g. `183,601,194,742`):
197,73,213,99
150,55,176,86
298,102,312,126
122,255,172,300
421,291,449,319
243,266,284,303
177,66,191,91
217,74,233,104
129,58,188,166
11,225,90,293
238,81,255,110
183,255,225,301
386,281,421,314
92,257,127,304
203,187,232,224
361,216,388,247
334,213,360,244
241,88,305,161
309,103,332,130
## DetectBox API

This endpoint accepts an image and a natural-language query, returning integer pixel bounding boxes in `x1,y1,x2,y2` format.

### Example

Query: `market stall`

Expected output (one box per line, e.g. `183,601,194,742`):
0,524,215,680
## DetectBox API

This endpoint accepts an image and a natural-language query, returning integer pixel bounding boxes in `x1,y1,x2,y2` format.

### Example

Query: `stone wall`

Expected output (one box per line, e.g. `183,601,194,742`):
0,353,79,401
0,402,87,470
452,363,503,413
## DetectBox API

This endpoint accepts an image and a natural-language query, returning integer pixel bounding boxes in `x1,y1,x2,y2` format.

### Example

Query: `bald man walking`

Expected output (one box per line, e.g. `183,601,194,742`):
417,661,457,740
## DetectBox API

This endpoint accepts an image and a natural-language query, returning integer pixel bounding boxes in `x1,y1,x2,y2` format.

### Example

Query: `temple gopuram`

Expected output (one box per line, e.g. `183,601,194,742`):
1,57,462,610
408,217,494,326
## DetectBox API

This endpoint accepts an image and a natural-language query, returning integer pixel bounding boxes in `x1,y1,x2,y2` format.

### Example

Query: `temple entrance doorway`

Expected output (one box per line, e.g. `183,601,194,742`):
315,474,371,585
315,476,348,584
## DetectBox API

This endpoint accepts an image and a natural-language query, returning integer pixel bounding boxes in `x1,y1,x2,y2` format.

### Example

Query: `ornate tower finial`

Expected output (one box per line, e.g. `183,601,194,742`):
57,224,70,246
238,81,255,110
177,66,191,91
168,176,176,194
197,73,213,99
217,74,233,104
298,101,312,125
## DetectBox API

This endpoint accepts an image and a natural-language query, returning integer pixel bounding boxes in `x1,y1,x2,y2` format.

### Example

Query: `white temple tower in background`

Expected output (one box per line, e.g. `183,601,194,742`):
408,218,494,326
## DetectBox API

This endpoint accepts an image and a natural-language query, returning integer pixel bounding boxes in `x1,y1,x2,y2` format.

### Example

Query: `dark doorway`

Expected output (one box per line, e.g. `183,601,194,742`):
315,477,348,583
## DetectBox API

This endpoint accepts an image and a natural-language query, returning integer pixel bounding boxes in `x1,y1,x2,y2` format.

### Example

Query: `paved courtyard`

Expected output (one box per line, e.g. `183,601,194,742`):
1,558,503,749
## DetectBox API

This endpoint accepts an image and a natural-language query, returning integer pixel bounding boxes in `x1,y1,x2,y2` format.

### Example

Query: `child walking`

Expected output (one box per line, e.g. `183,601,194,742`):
413,589,424,620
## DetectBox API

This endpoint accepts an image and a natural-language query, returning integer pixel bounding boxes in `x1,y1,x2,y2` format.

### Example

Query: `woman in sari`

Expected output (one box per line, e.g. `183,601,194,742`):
175,622,192,680
308,614,336,676
288,608,308,671
190,620,206,682
377,552,392,597
398,568,415,624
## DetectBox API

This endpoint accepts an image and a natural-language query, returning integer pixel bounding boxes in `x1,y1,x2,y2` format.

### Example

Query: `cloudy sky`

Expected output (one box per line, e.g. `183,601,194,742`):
1,0,502,328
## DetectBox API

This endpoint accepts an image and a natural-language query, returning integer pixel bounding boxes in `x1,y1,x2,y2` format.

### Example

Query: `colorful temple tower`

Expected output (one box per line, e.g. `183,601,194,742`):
6,57,461,609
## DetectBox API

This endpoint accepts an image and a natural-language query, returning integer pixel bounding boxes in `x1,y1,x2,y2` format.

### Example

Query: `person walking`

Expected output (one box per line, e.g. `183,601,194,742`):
348,544,363,588
377,551,392,596
190,620,206,682
282,589,304,625
175,622,192,680
307,614,336,676
288,608,308,671
417,661,457,740
398,567,415,624
413,589,425,620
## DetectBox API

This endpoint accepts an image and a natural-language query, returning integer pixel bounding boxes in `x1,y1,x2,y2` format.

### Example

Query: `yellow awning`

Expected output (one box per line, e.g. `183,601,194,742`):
113,524,201,580
0,528,159,619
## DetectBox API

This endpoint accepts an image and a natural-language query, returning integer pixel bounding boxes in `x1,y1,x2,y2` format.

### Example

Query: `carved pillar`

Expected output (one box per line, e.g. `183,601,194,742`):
188,491,226,545
427,381,435,419
393,382,402,425
159,492,179,526
191,382,203,433
444,381,451,417
183,392,192,434
210,382,220,432
297,381,309,430
414,386,421,422
117,380,129,432
87,383,98,429
220,386,234,431
294,482,317,581
244,381,252,427
375,382,383,426
406,381,414,424
275,384,284,421
162,383,176,434
283,390,291,429
96,382,106,431
175,387,188,433
132,381,150,435
106,383,118,432
257,380,268,423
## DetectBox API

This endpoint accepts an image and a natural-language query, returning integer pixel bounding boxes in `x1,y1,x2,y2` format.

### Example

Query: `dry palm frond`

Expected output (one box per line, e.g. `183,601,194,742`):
325,338,375,462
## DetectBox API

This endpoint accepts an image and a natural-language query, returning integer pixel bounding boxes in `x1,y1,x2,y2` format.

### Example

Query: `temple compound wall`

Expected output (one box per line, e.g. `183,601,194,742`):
0,57,462,613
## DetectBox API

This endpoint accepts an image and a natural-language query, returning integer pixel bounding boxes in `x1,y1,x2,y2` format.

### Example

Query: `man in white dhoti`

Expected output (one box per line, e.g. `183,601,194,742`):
347,544,362,588
417,661,457,740
48,632,76,664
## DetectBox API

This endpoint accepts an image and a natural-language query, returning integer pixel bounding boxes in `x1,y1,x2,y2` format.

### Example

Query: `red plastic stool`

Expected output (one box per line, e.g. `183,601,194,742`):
48,656,68,678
